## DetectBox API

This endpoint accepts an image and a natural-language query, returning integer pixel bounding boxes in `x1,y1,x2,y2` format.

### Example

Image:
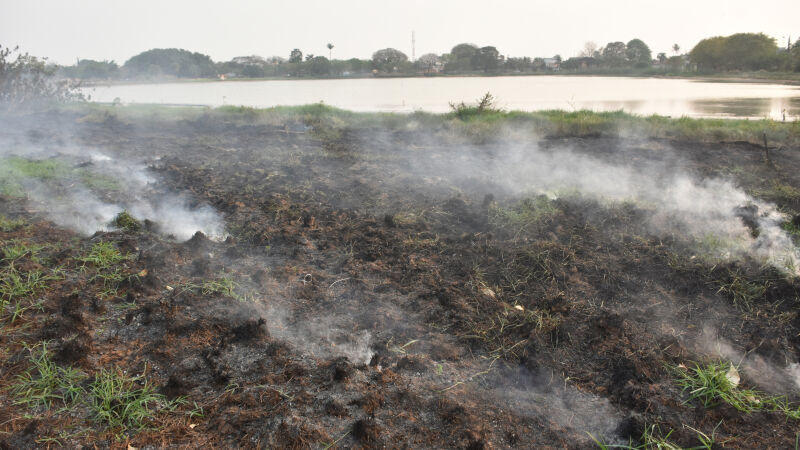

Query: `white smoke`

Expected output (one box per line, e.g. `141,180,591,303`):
0,140,225,241
393,131,799,274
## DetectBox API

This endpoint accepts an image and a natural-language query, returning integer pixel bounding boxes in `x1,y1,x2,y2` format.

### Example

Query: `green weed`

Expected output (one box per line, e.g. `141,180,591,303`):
12,342,86,409
181,274,247,301
2,240,45,262
672,361,800,418
89,367,170,437
756,182,800,203
0,156,120,198
77,241,132,297
0,215,27,232
111,210,142,232
590,422,719,449
77,241,128,269
0,265,50,322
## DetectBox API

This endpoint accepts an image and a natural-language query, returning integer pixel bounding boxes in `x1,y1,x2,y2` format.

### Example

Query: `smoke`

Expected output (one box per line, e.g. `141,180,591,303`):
381,128,800,273
486,366,624,444
261,303,375,365
0,138,225,241
696,326,800,393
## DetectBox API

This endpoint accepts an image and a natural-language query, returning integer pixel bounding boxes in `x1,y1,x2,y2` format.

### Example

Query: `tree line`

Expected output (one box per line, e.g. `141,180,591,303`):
55,33,800,81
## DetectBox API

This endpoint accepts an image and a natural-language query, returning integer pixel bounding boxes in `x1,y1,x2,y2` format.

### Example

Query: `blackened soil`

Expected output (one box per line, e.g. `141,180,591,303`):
1,110,800,448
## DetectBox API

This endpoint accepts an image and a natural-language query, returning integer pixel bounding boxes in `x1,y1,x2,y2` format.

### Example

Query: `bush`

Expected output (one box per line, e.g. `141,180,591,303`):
0,44,82,111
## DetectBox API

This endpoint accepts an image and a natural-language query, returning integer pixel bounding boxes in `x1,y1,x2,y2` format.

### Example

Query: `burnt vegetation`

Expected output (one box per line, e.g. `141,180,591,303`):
0,104,799,448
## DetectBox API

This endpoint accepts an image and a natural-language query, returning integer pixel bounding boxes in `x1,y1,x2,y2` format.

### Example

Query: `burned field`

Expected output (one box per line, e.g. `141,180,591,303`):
1,107,800,448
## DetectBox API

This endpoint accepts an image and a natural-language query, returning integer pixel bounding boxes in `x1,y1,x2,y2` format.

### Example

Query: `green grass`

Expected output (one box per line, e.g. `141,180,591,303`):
89,367,170,437
0,265,51,323
0,215,27,232
12,342,86,409
77,241,128,269
755,182,800,203
672,361,800,418
77,241,132,297
67,102,800,148
12,342,181,439
590,422,719,449
0,156,120,198
181,274,248,301
2,240,45,262
111,210,142,232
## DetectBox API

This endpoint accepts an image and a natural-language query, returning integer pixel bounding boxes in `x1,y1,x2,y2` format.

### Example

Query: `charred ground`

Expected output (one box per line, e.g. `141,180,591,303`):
1,106,800,448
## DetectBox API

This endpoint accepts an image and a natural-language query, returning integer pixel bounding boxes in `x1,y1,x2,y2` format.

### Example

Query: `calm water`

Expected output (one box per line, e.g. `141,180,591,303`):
84,76,800,120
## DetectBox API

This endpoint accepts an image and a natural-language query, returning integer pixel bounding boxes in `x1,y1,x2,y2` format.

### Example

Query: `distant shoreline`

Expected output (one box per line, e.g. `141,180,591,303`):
79,72,800,88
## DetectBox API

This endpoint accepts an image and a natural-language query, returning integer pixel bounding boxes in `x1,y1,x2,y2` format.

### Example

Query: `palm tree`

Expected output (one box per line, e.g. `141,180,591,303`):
327,43,334,60
672,43,680,56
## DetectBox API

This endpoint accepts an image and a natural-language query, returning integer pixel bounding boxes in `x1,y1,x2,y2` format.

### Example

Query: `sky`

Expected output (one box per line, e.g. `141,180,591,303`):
2,0,798,65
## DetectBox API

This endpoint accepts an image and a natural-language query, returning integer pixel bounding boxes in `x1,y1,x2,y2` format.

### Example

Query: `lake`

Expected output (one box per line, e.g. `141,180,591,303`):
83,76,800,120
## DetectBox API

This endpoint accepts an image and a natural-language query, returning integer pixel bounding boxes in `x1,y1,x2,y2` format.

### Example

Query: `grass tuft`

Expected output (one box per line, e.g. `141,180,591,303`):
89,367,169,437
0,215,27,232
672,361,800,418
111,210,142,232
12,342,86,409
77,241,132,297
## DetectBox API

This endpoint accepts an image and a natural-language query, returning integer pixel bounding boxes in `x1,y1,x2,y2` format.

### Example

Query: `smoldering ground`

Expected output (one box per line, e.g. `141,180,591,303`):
3,108,800,447
0,118,224,240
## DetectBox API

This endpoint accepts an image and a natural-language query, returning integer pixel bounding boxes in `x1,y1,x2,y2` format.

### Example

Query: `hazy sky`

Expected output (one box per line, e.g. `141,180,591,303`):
2,0,798,65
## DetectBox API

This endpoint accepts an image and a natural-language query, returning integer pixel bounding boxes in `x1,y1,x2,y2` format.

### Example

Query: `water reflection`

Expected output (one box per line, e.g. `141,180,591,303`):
85,76,800,120
578,97,799,120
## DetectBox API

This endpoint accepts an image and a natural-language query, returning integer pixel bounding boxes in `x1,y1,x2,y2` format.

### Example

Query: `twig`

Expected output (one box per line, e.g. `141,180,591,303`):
327,278,350,290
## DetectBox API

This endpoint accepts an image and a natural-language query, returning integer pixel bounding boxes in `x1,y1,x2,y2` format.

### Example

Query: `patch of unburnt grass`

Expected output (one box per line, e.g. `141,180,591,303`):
671,360,800,419
179,272,249,302
0,264,60,324
0,214,27,232
11,342,86,410
9,342,186,441
590,421,721,450
76,241,134,298
0,156,120,198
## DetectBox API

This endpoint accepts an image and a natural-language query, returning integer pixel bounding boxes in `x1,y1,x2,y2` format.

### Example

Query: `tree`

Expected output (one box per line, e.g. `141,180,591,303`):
792,38,800,71
446,43,479,72
371,48,408,73
580,41,599,58
308,56,331,76
123,48,215,78
601,41,627,67
689,36,726,70
450,43,479,60
722,33,779,70
1,44,81,110
625,39,652,67
289,49,303,63
61,59,119,79
672,44,681,55
690,33,778,71
305,54,315,62
416,53,441,72
327,43,334,60
475,46,501,72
